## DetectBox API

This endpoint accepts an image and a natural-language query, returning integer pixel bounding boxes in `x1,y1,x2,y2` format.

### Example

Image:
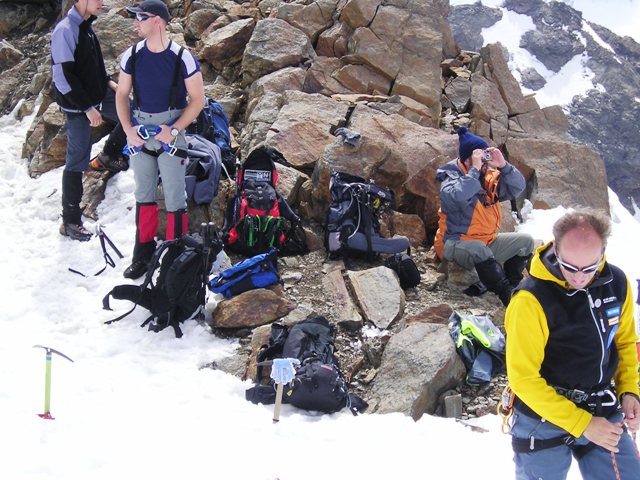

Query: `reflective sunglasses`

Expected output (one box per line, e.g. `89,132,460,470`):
135,13,155,21
555,254,603,274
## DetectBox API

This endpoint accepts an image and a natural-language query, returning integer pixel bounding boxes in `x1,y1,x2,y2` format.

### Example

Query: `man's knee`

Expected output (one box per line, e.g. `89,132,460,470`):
517,234,535,257
445,240,494,270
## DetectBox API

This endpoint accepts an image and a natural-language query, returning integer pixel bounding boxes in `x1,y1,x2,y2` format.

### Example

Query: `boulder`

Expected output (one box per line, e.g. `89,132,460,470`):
347,266,404,329
303,56,352,96
505,137,609,212
212,288,296,329
261,90,350,164
480,43,539,116
241,18,316,87
275,0,336,44
369,322,466,420
199,18,256,71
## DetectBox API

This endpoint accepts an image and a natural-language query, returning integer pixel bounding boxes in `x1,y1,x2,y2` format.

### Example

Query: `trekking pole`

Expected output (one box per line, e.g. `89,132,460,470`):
32,345,73,420
270,358,300,423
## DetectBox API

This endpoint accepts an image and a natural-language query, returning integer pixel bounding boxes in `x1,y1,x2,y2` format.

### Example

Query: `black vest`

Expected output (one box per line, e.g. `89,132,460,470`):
516,263,627,391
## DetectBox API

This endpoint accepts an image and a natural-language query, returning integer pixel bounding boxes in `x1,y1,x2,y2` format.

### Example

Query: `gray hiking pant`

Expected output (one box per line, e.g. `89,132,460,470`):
511,408,640,480
129,109,187,212
443,232,534,271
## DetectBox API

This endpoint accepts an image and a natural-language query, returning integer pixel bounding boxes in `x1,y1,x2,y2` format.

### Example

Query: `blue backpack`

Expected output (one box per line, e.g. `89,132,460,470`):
209,248,281,298
187,98,234,171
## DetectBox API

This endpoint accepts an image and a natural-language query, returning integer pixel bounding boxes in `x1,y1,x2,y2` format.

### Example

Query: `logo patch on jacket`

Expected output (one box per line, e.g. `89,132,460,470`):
606,306,621,326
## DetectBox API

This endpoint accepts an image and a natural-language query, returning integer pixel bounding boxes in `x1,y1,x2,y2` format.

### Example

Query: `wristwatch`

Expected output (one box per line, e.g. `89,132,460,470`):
170,127,180,137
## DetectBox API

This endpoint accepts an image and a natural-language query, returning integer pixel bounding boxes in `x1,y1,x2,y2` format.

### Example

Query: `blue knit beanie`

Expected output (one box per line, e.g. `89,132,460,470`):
457,127,489,161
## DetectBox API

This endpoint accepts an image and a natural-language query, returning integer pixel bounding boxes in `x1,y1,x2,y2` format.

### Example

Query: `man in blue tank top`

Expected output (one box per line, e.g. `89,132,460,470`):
115,0,204,279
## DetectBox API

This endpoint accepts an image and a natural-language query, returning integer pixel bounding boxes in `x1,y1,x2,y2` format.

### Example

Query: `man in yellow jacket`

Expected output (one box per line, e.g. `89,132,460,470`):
505,209,640,479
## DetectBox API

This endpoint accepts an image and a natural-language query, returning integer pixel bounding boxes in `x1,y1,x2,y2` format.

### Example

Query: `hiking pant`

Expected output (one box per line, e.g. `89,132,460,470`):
129,109,187,213
63,88,120,172
443,232,534,271
61,88,123,224
511,408,640,480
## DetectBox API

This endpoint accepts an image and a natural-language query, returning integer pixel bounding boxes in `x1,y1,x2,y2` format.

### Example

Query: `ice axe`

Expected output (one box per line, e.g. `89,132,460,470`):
33,345,73,420
270,358,300,423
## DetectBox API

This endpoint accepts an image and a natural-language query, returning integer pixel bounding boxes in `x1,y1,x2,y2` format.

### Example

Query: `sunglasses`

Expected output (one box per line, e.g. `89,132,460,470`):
555,253,603,274
135,13,155,21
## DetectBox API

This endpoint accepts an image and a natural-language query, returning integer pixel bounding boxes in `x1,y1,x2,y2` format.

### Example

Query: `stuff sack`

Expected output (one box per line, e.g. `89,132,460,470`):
184,134,222,205
103,225,222,338
448,311,505,385
209,248,281,299
186,97,235,172
223,146,307,257
325,170,410,260
385,253,421,289
245,316,368,415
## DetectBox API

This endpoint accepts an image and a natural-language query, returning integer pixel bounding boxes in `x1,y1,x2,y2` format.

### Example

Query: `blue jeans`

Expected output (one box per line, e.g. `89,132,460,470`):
63,89,119,172
511,408,640,479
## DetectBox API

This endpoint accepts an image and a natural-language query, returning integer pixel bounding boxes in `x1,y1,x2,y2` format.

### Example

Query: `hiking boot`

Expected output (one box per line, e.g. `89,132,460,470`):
475,258,514,307
59,223,93,242
89,153,129,173
123,260,148,280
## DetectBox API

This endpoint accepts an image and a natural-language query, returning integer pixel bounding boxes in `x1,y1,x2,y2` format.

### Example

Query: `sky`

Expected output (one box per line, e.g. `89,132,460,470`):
1,2,639,477
449,0,640,107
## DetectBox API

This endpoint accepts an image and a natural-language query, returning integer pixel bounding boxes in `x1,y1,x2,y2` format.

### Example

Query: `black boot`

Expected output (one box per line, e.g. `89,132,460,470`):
504,254,532,287
124,203,158,279
475,258,513,307
123,241,156,279
60,170,92,241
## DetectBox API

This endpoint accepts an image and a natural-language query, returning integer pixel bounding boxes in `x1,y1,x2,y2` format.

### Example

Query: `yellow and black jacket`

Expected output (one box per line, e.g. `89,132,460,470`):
505,242,639,437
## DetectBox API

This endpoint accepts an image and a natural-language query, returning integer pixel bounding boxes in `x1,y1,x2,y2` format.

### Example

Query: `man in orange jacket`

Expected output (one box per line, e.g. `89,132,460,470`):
434,127,534,305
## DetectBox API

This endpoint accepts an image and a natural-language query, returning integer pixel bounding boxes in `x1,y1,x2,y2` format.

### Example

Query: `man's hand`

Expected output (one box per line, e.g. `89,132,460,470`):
484,147,507,169
583,416,624,452
85,107,103,127
470,149,484,171
124,125,146,148
155,124,176,145
622,393,640,432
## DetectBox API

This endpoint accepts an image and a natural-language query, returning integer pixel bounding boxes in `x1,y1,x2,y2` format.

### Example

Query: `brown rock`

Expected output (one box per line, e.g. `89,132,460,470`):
404,303,454,326
505,138,609,212
276,0,337,44
481,43,539,116
199,18,256,71
316,21,351,58
332,63,391,96
212,288,296,329
241,18,316,87
304,56,352,96
470,73,508,126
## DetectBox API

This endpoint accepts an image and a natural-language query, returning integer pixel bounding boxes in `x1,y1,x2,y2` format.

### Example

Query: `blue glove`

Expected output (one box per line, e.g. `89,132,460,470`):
270,358,300,385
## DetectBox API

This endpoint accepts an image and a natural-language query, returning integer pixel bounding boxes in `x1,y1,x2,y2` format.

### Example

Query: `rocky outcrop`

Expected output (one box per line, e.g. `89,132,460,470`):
450,0,640,214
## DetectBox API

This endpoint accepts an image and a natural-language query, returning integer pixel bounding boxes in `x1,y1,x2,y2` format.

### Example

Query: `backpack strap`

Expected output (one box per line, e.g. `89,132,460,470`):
130,42,139,111
168,46,184,110
130,42,184,111
103,240,179,325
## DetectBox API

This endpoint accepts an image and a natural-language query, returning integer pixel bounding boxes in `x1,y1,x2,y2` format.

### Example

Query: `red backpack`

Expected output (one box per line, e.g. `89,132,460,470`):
223,146,306,256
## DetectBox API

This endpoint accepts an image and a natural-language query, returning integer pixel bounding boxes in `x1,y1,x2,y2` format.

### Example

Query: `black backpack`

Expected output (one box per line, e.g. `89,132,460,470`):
245,316,367,415
103,224,222,338
325,171,410,260
385,253,421,289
